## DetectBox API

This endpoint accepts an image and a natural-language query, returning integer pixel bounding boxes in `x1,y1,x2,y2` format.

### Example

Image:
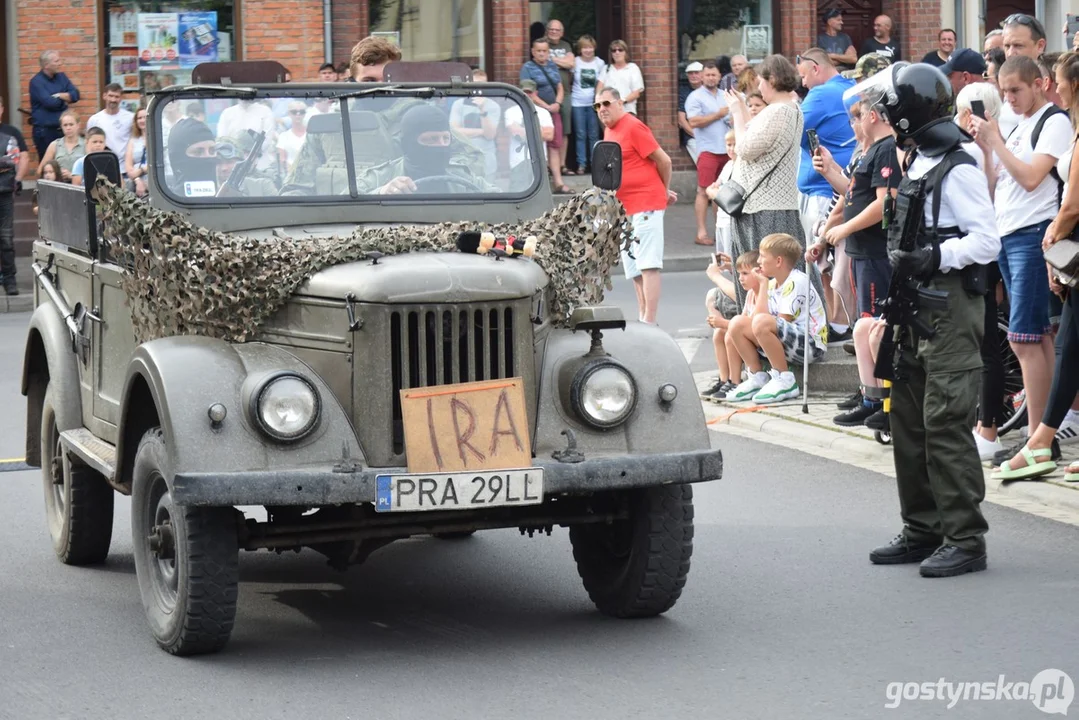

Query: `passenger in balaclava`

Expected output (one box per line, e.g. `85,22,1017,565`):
167,118,217,195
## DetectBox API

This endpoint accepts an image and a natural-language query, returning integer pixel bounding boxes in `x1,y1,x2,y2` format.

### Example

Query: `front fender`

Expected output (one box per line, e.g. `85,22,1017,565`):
533,324,709,459
117,337,363,495
22,302,84,465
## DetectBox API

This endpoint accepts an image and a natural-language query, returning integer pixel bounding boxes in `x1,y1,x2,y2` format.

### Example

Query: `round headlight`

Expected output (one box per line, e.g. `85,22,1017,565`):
254,374,321,441
571,361,638,429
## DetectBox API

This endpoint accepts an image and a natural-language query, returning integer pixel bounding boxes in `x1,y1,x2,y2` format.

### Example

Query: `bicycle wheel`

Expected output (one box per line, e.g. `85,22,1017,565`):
996,318,1028,437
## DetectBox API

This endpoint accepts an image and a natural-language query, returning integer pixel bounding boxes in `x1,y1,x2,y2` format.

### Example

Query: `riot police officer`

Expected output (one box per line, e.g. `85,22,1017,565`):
851,63,1001,577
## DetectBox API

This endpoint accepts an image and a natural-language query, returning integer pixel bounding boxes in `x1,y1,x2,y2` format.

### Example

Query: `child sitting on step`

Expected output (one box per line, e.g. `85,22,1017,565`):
723,233,827,404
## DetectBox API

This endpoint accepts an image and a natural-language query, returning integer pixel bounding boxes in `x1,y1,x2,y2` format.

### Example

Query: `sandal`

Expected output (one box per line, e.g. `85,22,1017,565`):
694,236,713,246
555,184,573,194
562,166,576,176
990,446,1057,481
1066,461,1079,482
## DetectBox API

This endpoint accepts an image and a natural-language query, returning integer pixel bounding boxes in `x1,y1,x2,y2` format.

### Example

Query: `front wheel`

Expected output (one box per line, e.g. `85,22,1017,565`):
131,428,239,656
569,484,694,618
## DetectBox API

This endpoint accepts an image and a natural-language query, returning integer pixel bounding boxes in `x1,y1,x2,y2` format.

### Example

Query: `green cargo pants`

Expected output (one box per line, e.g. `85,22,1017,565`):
890,272,988,552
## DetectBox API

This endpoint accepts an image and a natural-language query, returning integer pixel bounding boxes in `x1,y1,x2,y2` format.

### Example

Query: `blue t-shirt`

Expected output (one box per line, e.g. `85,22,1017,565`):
685,86,730,155
798,74,857,197
519,60,563,105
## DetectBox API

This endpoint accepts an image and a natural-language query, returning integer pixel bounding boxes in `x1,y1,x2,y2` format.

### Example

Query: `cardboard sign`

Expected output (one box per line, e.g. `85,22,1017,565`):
401,378,531,474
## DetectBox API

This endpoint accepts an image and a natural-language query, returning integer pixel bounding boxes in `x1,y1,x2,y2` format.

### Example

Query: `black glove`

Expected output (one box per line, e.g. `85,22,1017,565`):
888,244,940,282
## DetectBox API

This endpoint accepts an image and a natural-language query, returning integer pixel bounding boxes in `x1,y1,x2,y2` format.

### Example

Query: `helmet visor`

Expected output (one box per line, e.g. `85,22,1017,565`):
842,61,908,114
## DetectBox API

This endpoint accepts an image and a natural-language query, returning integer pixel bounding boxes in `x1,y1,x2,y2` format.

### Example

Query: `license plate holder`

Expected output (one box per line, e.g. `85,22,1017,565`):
374,468,544,513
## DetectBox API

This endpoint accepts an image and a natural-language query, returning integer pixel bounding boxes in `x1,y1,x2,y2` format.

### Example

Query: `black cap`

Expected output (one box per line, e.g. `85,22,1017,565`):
940,48,986,76
823,8,843,20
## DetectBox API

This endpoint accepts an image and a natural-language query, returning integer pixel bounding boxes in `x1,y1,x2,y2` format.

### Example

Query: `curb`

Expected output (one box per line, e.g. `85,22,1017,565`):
706,399,1079,518
0,294,32,314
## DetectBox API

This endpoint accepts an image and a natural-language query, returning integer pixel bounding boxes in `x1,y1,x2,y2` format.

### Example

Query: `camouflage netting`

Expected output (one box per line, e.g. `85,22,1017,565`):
95,182,631,344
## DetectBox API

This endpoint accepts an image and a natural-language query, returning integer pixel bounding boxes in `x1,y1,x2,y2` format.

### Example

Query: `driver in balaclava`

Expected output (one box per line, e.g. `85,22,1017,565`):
358,103,500,195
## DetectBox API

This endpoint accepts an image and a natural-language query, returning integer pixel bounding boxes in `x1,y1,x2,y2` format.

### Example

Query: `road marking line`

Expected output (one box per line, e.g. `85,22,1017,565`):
676,338,702,364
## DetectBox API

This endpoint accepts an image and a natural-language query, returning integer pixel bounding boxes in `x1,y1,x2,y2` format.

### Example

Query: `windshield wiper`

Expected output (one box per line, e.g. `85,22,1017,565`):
154,84,259,98
336,85,439,100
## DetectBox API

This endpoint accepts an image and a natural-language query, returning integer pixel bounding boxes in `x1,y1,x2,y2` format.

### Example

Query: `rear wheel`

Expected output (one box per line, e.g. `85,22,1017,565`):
131,428,239,656
569,484,694,618
40,386,114,565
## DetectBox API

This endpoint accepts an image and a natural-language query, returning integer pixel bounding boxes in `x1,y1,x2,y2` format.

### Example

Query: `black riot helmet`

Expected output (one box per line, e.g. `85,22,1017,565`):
844,61,969,157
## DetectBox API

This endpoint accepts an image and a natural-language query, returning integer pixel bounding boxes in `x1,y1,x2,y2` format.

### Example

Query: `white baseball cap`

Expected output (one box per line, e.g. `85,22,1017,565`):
685,61,703,73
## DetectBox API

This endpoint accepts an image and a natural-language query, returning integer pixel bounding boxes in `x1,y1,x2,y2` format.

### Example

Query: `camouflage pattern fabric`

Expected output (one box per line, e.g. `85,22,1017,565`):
95,182,630,344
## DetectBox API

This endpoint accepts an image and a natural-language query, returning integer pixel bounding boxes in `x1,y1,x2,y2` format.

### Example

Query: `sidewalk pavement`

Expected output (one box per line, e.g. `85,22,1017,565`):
695,369,1079,519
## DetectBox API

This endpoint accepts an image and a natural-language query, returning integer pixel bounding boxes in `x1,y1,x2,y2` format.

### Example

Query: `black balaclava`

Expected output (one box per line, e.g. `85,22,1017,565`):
168,118,217,186
400,104,452,180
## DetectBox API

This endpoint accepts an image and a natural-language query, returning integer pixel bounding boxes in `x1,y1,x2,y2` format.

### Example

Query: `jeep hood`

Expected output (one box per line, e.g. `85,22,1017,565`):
295,251,549,304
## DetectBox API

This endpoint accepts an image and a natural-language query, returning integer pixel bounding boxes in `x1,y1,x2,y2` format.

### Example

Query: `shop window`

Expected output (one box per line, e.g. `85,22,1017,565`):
106,0,236,109
368,0,485,69
677,0,771,64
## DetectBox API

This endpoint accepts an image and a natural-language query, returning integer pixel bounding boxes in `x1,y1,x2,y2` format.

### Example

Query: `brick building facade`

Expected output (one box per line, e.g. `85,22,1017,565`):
7,0,1049,170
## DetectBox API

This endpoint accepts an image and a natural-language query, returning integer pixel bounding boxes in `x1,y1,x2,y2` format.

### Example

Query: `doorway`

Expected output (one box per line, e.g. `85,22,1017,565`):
817,0,883,58
985,0,1034,39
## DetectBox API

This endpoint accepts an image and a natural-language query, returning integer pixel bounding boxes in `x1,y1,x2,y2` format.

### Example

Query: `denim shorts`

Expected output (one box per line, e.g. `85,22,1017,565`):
621,210,665,278
998,219,1052,343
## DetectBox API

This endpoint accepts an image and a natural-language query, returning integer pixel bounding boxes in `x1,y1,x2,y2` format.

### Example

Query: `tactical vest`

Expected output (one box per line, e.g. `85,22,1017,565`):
887,146,975,254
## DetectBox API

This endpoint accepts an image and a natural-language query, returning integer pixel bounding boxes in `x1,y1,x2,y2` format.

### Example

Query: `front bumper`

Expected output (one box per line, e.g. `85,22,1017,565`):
170,448,723,507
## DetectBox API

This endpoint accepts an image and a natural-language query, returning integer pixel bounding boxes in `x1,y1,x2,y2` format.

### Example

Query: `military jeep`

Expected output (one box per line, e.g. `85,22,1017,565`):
22,62,722,655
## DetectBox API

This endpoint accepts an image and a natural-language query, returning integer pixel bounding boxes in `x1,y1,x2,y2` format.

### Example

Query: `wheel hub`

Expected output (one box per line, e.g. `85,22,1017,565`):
148,521,175,560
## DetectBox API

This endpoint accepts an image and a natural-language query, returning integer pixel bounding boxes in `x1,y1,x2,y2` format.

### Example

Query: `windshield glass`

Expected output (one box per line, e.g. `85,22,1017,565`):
155,88,544,203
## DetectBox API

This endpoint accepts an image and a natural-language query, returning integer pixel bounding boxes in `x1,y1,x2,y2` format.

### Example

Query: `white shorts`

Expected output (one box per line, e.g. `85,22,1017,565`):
798,192,832,245
621,209,665,279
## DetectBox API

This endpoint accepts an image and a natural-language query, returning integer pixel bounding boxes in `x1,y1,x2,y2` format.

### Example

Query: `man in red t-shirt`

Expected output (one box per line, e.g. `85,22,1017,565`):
597,88,677,324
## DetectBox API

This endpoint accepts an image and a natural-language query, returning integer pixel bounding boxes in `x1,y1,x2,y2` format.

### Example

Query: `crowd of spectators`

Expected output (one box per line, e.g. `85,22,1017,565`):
694,12,1079,484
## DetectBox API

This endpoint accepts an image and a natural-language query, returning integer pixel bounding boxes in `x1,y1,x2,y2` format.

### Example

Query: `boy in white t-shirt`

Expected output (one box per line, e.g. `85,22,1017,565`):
723,233,828,404
970,54,1072,438
699,249,758,401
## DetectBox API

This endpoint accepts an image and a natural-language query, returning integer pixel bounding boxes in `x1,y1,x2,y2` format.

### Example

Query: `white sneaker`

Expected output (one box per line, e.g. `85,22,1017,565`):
1055,418,1079,446
725,371,769,402
752,370,800,404
973,431,1003,461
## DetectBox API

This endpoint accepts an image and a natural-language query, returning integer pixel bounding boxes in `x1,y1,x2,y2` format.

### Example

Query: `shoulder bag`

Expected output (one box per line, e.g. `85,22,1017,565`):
714,137,796,217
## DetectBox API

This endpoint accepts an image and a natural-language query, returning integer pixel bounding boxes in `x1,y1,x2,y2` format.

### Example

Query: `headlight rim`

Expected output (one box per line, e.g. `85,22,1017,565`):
250,371,322,443
570,358,638,430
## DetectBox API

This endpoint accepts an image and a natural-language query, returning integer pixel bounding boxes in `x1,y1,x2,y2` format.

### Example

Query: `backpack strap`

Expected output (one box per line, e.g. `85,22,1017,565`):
924,148,976,234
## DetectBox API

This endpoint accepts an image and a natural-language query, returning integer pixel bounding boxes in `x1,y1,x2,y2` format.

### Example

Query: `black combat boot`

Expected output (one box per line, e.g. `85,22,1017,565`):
919,545,987,577
870,534,940,565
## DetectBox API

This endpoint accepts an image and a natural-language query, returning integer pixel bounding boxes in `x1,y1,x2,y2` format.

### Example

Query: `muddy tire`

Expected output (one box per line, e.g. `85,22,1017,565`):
131,428,239,656
41,386,114,565
569,484,694,618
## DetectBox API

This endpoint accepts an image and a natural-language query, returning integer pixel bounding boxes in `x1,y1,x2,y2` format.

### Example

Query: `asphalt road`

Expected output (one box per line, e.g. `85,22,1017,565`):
2,280,1078,720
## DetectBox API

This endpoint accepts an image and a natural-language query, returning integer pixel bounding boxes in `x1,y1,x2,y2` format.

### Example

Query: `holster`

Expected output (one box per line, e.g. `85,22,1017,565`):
960,264,988,296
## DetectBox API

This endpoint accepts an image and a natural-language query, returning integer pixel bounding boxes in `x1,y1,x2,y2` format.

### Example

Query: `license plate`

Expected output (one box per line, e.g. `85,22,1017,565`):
374,468,544,513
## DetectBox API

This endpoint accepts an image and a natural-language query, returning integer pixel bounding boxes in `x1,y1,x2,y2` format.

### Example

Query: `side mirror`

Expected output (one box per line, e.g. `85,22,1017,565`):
82,151,122,204
590,141,622,191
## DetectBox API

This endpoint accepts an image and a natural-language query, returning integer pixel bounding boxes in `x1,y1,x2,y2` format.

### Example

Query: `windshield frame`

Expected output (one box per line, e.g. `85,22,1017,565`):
148,82,546,208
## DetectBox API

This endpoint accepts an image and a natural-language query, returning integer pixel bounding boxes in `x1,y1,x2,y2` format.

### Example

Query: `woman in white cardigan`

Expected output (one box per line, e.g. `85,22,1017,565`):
710,54,807,309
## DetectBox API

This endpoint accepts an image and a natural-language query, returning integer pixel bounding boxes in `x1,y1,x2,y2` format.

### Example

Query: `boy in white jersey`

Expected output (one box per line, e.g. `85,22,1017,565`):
724,233,828,403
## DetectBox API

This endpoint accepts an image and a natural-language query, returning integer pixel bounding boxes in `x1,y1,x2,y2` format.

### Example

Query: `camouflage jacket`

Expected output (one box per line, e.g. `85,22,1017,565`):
356,157,501,195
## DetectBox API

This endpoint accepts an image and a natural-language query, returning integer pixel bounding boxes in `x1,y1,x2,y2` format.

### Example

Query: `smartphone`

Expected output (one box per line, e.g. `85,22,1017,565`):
971,100,986,120
807,129,820,156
